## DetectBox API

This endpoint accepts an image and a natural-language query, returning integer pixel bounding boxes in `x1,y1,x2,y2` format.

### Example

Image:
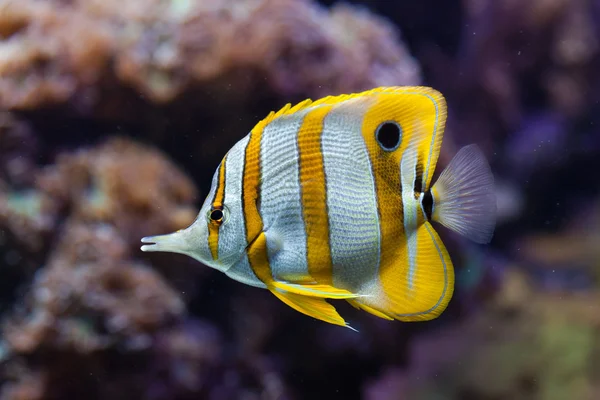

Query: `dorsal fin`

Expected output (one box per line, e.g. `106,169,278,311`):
254,86,438,131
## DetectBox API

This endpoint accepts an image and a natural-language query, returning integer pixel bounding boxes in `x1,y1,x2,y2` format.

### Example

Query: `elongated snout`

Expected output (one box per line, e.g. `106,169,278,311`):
141,228,194,256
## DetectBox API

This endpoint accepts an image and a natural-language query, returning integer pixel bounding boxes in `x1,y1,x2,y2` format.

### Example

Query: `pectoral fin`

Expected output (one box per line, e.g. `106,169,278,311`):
270,288,356,330
271,281,362,299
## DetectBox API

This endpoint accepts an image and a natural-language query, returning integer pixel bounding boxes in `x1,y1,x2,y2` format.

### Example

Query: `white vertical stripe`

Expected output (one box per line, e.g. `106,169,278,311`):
259,111,311,282
226,252,266,288
218,135,266,288
321,99,380,292
401,147,419,290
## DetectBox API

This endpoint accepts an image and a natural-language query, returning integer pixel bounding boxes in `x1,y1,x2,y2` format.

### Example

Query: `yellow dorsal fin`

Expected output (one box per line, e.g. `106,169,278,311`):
270,289,355,330
253,99,313,130
254,86,438,131
271,281,362,299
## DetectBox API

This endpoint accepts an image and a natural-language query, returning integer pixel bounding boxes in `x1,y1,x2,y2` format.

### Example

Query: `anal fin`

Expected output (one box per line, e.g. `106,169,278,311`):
387,221,454,321
270,288,356,330
271,281,363,299
346,299,394,321
351,222,455,322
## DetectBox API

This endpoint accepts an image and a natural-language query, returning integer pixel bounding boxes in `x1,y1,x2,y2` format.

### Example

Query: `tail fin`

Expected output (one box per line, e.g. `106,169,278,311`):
430,144,496,244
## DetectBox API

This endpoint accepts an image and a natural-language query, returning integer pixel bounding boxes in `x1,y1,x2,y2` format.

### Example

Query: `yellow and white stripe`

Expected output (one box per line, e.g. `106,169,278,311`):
321,99,381,291
297,104,334,284
242,125,272,285
215,136,265,287
353,87,452,321
235,87,452,322
260,109,311,283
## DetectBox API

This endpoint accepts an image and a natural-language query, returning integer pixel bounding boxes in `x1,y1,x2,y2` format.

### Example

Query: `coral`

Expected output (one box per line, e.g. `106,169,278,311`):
3,226,185,354
36,137,198,247
1,317,292,400
0,113,55,320
0,0,419,110
0,112,55,255
0,127,198,259
0,135,206,398
0,189,54,254
0,134,199,314
0,134,199,321
0,211,186,397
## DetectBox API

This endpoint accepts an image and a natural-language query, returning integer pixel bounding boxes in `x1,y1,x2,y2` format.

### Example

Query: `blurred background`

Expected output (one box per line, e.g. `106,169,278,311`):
0,0,599,399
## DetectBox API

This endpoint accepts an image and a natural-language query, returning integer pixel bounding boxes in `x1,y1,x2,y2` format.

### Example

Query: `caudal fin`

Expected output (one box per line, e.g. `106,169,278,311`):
430,144,496,244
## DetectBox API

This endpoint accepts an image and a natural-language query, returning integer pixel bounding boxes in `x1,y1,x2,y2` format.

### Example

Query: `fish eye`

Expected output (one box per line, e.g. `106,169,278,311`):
207,205,228,224
210,209,223,221
376,121,402,151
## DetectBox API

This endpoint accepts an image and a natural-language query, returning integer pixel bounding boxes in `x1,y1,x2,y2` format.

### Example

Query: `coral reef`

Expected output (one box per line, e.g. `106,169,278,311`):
0,0,419,109
35,137,198,247
0,112,53,255
0,137,194,399
0,133,199,309
3,223,185,354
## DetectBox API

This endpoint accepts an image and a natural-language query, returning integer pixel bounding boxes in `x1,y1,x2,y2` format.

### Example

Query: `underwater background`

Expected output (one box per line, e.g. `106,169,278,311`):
0,0,599,399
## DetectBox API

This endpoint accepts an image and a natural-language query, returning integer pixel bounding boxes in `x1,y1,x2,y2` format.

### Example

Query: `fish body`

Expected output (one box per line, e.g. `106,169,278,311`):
141,86,496,329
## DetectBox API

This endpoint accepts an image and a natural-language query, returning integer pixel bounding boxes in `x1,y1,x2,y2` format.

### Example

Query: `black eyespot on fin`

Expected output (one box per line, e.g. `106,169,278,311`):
421,190,433,221
375,121,402,151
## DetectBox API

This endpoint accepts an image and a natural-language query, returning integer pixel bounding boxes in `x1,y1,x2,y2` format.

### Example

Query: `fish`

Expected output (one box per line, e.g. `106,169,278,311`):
140,86,496,329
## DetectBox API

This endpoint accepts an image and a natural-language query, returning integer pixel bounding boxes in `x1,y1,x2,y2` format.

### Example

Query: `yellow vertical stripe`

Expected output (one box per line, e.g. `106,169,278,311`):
360,96,408,307
297,105,334,284
242,124,272,284
240,100,328,285
208,157,227,260
362,89,442,315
